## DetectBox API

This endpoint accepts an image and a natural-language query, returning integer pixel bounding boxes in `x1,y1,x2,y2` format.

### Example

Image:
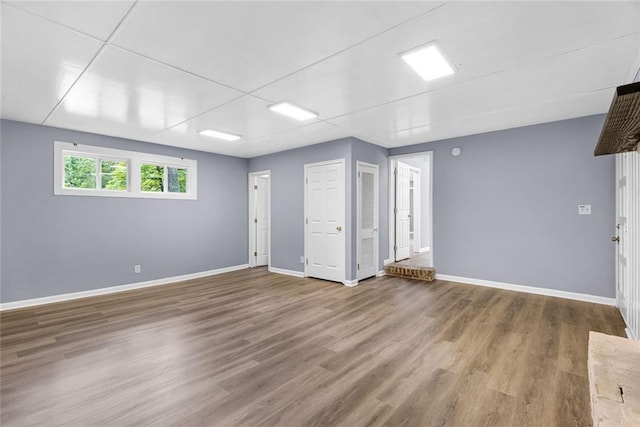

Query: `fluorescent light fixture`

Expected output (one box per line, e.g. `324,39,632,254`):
269,102,318,121
198,129,242,141
400,42,454,82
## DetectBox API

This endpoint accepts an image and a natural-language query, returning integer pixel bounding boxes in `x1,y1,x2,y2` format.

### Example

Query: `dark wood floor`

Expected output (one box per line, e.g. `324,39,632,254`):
0,268,626,426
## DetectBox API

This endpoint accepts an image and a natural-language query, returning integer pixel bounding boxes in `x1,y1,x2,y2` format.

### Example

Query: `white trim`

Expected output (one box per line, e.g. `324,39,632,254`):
376,270,386,277
409,166,420,253
383,258,392,266
54,141,197,200
356,161,380,280
343,279,359,287
0,264,249,311
419,247,430,253
435,274,616,306
268,266,304,278
389,151,433,267
248,170,271,268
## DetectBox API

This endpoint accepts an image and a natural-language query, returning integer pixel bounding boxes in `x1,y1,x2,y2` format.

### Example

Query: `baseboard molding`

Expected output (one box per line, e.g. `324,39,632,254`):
418,247,430,253
0,264,250,311
343,279,359,287
435,274,616,306
376,270,386,277
268,267,304,278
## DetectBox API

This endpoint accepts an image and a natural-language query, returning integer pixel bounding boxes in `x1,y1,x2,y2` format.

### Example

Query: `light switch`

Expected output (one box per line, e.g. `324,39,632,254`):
578,205,592,215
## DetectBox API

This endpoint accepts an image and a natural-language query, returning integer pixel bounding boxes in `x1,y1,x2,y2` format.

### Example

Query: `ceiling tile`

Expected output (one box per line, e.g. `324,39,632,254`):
329,34,638,146
151,95,321,153
111,1,441,92
5,1,134,41
254,1,640,120
233,121,352,158
404,89,616,147
0,5,103,123
46,46,243,141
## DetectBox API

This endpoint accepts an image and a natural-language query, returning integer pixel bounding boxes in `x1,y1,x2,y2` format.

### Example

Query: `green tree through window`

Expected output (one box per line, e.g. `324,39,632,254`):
101,160,127,190
64,156,96,189
141,164,164,192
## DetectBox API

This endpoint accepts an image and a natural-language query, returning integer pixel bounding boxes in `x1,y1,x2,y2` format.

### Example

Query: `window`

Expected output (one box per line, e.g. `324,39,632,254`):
54,141,197,199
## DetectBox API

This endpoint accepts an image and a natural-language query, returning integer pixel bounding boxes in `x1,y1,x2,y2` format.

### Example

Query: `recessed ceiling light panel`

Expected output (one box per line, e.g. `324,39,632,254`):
400,42,455,82
198,129,242,141
269,102,318,121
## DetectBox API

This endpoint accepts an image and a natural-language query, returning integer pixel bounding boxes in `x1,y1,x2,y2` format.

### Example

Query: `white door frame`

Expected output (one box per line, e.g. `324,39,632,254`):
616,152,640,340
304,158,346,283
357,161,379,280
248,170,271,268
388,151,433,266
409,166,421,254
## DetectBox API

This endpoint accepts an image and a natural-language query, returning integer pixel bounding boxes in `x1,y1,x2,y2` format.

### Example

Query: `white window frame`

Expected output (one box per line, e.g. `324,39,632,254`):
54,141,197,200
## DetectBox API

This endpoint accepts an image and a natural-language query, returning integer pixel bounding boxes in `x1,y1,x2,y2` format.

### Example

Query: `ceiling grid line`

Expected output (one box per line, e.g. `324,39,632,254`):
41,1,140,125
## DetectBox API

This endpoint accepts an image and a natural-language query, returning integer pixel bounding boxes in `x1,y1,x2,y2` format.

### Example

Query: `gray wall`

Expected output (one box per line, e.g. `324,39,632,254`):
248,138,353,278
390,114,616,298
351,138,389,276
0,120,249,303
248,137,390,282
401,155,430,250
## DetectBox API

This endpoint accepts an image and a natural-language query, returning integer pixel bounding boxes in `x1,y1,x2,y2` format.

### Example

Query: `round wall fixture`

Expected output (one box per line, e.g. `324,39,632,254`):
451,147,462,157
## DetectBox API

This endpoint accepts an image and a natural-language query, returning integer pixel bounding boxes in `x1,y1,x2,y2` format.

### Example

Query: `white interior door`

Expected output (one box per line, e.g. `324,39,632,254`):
395,161,411,261
249,171,270,267
256,175,269,266
306,160,345,283
358,162,379,280
616,155,628,320
616,152,640,339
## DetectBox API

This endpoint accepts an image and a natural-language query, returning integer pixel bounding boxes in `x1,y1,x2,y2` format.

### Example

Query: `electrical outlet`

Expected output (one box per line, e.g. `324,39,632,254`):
300,256,305,264
134,265,141,274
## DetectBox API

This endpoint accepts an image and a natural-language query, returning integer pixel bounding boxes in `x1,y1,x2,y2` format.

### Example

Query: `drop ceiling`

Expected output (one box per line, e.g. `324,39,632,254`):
2,1,640,158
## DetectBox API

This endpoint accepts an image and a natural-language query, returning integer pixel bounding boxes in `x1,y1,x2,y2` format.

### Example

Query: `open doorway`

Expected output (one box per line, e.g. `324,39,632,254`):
248,171,270,268
389,152,433,267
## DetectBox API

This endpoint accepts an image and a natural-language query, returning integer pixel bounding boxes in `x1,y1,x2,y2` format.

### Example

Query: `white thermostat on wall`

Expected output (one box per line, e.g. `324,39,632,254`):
578,205,592,215
451,147,461,157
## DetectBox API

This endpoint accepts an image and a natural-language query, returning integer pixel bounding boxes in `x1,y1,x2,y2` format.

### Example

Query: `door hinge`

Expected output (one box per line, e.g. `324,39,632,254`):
394,246,397,252
306,217,308,225
394,207,398,213
254,218,258,223
358,171,361,178
306,258,308,265
357,263,360,270
254,185,258,190
254,251,257,257
394,168,397,176
306,177,308,184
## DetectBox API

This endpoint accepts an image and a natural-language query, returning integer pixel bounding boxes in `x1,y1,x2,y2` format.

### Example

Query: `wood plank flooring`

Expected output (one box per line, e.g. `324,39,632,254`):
0,268,626,426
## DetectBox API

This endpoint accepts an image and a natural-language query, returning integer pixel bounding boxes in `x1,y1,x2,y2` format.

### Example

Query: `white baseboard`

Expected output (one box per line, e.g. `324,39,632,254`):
0,264,249,311
268,266,304,278
343,279,359,287
376,270,386,277
418,247,430,253
435,274,616,306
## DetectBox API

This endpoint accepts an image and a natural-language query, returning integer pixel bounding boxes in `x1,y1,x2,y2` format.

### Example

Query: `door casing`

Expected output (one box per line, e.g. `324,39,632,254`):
388,152,433,266
248,170,271,268
357,161,379,280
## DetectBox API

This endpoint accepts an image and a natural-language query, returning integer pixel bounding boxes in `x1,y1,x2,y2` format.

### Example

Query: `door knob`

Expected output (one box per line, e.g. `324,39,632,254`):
336,226,342,231
612,236,620,242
